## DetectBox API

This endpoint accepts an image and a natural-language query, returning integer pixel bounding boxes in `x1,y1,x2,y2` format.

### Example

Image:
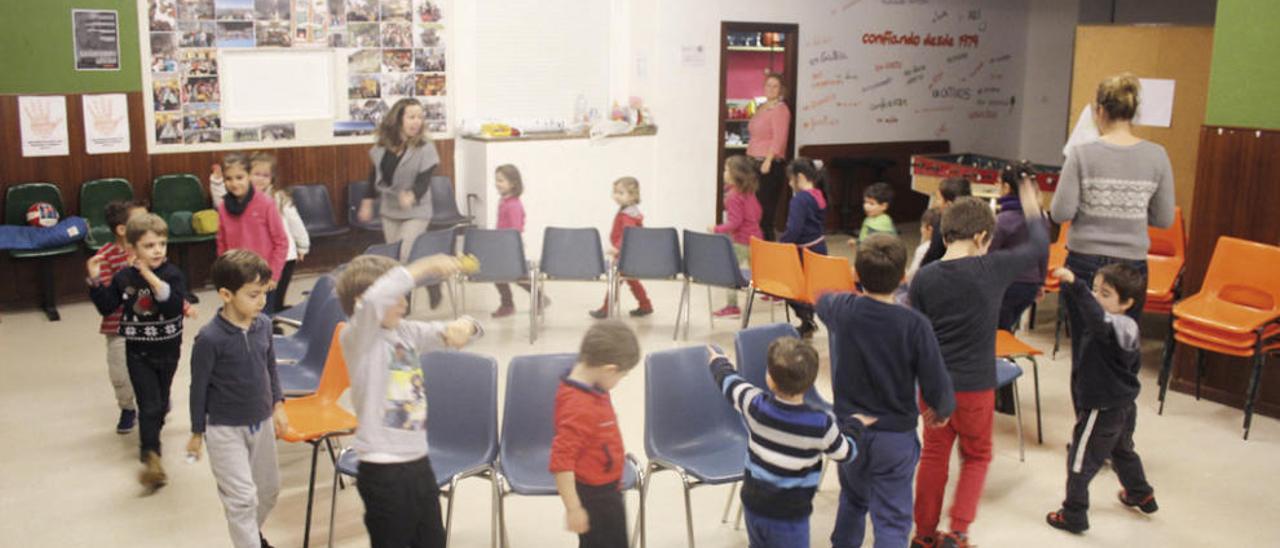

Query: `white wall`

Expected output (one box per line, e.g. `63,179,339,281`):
1018,0,1079,164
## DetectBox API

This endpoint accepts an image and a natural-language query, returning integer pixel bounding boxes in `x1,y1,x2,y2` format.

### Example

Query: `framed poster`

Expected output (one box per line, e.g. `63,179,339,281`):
73,9,122,71
19,96,71,157
83,94,132,154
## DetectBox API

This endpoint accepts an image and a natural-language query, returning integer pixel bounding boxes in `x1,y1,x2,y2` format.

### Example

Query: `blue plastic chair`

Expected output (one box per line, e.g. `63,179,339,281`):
277,295,347,396
363,240,402,260
676,230,750,340
346,180,383,232
496,353,642,547
734,323,833,413
613,227,683,318
329,350,500,548
273,275,337,362
995,358,1026,462
533,227,608,341
291,184,350,238
640,346,748,548
407,228,460,317
462,228,536,342
427,176,473,233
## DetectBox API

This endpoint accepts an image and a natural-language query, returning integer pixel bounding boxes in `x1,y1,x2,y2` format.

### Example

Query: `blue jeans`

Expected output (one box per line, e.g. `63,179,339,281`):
831,429,919,548
744,509,809,548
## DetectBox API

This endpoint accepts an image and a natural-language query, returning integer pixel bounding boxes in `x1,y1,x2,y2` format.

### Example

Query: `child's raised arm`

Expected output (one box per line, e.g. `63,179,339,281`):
706,346,762,415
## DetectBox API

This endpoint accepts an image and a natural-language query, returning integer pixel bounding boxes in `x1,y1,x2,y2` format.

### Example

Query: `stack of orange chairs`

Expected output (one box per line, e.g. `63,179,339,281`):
743,238,861,329
1145,208,1186,385
1157,236,1280,440
1045,222,1069,357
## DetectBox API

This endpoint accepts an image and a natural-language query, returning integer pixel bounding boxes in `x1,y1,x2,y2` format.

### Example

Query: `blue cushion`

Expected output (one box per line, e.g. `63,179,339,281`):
995,358,1023,388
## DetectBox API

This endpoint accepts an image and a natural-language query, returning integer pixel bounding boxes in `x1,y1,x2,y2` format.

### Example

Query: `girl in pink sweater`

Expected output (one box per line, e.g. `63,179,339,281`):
216,152,289,302
707,155,763,317
491,164,548,317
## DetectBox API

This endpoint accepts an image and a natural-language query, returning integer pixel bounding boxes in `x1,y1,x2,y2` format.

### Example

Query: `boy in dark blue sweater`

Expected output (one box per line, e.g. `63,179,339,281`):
186,250,286,548
708,338,873,547
817,234,956,548
88,213,187,490
1046,263,1157,534
778,158,828,338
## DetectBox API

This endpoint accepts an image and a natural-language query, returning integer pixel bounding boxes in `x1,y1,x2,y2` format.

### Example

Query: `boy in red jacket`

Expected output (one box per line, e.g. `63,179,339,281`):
590,177,653,318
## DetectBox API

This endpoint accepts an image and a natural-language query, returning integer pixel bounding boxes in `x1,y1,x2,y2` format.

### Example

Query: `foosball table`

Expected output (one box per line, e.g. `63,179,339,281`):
910,153,1061,200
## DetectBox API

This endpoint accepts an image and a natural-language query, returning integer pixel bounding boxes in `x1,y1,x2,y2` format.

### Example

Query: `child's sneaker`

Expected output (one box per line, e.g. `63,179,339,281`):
940,531,974,547
630,306,654,318
589,307,610,319
1118,489,1159,513
492,304,515,318
1045,510,1088,534
140,451,168,492
259,533,275,548
798,321,818,339
910,535,938,548
712,305,741,318
116,409,136,434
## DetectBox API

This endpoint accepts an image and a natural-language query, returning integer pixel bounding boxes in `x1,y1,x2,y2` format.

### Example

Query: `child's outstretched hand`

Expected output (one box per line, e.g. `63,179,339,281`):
442,317,480,348
408,254,461,281
565,506,590,534
1051,267,1076,284
922,406,949,428
272,402,289,435
86,255,104,280
209,163,222,181
1018,176,1042,216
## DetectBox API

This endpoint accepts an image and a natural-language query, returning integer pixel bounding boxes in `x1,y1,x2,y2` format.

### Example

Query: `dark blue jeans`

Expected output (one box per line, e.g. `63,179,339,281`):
744,508,808,548
831,429,919,548
999,281,1042,332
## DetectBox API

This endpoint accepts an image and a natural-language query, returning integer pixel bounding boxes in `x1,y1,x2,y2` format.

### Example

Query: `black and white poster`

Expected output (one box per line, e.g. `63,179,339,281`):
73,9,121,70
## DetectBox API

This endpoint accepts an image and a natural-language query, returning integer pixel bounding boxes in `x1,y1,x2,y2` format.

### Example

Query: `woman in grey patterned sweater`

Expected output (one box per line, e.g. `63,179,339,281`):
1050,73,1176,325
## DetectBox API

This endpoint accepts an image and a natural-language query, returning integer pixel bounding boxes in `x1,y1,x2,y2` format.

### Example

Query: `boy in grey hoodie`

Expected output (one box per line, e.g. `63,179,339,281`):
336,253,481,547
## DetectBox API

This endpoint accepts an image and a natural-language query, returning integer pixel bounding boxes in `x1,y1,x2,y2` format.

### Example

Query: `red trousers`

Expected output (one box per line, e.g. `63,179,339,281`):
600,279,651,310
914,389,994,535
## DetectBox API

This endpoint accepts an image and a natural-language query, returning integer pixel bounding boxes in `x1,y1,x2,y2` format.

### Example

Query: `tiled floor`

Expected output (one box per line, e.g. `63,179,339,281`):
2,236,1277,547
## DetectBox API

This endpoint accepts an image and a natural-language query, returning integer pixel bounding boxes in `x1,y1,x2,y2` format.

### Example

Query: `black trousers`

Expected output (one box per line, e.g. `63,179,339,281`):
357,456,446,548
755,159,789,241
577,481,627,548
126,344,181,458
998,281,1041,332
495,281,532,307
268,259,297,314
1062,402,1153,525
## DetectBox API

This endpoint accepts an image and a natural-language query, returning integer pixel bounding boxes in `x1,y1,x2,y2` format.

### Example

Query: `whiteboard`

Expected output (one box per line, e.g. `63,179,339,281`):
220,49,334,125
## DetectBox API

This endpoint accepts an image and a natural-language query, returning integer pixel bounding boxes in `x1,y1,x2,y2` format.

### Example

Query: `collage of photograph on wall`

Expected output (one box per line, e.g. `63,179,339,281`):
146,0,448,147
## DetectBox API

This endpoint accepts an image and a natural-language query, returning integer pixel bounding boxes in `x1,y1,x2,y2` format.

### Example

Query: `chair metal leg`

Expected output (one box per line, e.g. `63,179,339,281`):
1195,348,1205,400
720,482,737,523
303,441,321,548
741,288,756,329
490,470,500,548
38,259,60,321
327,454,341,548
528,269,537,344
680,474,696,548
1013,378,1025,462
444,476,460,548
1052,303,1064,359
1158,335,1177,415
1243,338,1266,440
733,500,744,530
673,279,689,341
323,438,345,490
448,277,459,320
705,286,714,331
631,465,656,548
1028,300,1038,331
1032,358,1043,444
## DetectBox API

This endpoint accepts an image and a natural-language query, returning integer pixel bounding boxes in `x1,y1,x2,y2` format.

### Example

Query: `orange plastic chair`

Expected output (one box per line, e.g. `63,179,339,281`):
1046,222,1070,357
278,323,358,547
996,330,1046,444
743,237,807,329
1159,237,1280,439
1147,207,1186,303
803,248,856,304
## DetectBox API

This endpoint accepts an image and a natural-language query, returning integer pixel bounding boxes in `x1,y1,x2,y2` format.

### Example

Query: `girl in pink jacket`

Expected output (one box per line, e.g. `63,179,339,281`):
216,152,289,304
707,155,763,318
492,164,548,317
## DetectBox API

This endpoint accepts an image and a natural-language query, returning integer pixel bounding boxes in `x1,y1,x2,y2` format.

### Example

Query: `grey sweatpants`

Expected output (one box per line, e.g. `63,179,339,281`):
206,419,280,548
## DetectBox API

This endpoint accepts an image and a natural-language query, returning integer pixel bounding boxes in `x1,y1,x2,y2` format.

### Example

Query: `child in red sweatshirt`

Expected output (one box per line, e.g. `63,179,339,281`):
216,152,289,307
590,177,652,319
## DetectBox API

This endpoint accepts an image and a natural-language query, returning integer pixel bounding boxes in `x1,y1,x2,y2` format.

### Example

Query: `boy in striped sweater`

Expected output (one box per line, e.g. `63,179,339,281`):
708,339,875,547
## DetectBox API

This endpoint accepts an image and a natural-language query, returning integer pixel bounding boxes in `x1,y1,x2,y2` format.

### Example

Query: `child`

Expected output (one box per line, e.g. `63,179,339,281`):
817,233,956,548
859,182,897,240
216,152,289,309
551,320,641,547
186,250,287,548
337,253,482,547
906,208,941,282
88,213,187,490
918,177,972,268
777,158,827,338
491,164,548,318
1045,264,1156,534
708,338,875,547
992,162,1050,331
708,155,763,318
590,177,653,319
248,152,311,314
87,200,148,434
906,179,1048,548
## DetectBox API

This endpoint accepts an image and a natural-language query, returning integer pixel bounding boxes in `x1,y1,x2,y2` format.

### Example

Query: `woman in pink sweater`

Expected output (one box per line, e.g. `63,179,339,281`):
215,152,289,304
747,72,791,240
707,155,763,317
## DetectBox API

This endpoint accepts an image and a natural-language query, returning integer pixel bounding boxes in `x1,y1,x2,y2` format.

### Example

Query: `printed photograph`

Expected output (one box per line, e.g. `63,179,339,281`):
382,21,411,48
414,23,442,48
348,22,380,47
179,20,216,47
216,21,255,47
150,0,178,31
150,32,179,72
380,0,411,22
328,31,348,47
153,76,182,111
183,106,221,132
349,98,388,124
185,128,222,144
215,0,254,21
382,49,413,72
256,19,292,46
346,0,379,22
261,123,297,141
382,73,415,96
414,0,442,23
254,0,291,20
421,98,445,122
414,73,445,96
348,74,381,99
333,119,376,136
179,49,218,76
224,126,260,142
348,49,381,73
177,0,215,20
413,47,444,72
182,76,220,104
155,112,183,144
